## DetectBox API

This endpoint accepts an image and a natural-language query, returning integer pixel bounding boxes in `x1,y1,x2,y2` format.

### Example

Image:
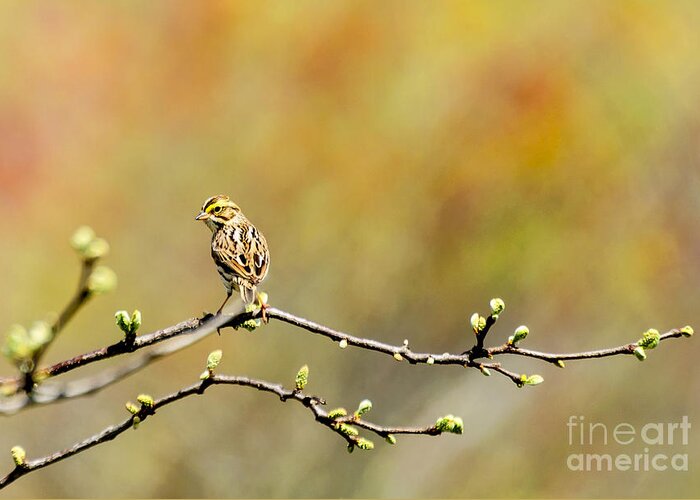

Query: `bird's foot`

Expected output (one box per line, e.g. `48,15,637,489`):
215,307,227,335
256,292,270,324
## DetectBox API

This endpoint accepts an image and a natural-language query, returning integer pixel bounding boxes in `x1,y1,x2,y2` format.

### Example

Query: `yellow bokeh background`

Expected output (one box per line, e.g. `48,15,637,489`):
1,1,699,497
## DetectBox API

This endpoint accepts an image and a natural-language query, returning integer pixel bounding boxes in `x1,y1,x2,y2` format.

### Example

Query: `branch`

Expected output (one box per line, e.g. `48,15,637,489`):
0,372,449,490
49,257,95,340
487,329,686,362
263,306,692,385
0,228,694,491
0,328,213,415
1,305,691,407
19,258,93,394
3,228,115,394
0,311,243,399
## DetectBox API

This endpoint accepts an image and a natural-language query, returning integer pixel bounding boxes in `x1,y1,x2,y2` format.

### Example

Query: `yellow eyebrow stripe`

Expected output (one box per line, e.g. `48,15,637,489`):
203,195,229,213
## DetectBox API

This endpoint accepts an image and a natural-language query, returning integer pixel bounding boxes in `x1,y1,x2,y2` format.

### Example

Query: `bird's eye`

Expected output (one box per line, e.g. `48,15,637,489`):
213,206,222,214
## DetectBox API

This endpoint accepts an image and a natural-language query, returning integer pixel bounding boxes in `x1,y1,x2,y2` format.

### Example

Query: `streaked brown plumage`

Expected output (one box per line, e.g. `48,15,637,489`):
196,195,270,314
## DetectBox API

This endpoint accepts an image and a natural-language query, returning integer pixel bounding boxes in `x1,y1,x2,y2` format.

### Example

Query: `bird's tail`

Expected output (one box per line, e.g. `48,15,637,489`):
239,284,257,305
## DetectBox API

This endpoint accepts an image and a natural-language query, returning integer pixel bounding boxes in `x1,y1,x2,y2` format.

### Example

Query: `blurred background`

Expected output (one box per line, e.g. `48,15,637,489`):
1,1,699,497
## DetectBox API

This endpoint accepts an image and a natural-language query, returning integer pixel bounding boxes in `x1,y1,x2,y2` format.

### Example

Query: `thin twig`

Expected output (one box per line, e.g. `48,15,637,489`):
0,373,443,490
472,313,497,358
50,258,95,336
487,329,685,363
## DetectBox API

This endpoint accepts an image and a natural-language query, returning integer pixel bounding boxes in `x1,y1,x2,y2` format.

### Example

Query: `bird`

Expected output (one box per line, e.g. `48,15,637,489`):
195,195,270,316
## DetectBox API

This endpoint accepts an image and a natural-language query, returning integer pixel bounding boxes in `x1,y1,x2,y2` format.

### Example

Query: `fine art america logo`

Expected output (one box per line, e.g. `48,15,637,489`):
567,416,691,472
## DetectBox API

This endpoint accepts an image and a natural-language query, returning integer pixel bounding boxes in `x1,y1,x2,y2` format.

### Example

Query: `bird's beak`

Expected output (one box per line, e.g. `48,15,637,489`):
195,212,209,221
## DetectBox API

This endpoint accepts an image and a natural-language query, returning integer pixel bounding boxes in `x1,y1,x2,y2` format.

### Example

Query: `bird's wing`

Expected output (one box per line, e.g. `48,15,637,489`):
211,220,269,285
246,223,270,282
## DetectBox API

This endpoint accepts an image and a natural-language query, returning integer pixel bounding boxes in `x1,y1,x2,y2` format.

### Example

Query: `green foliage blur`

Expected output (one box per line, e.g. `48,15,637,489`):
1,1,699,497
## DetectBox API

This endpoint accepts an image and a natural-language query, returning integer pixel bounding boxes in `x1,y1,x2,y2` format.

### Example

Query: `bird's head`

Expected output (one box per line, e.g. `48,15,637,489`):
195,195,241,231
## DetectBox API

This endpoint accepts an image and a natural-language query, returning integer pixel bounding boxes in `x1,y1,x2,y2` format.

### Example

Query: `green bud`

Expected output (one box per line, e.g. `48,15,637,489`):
136,394,154,407
633,346,647,361
385,434,397,445
206,350,223,371
83,237,109,260
469,313,479,330
10,446,26,467
556,360,566,368
115,310,131,334
132,416,141,429
355,399,372,417
2,322,53,368
393,353,404,362
509,325,529,345
480,366,491,376
33,369,49,383
199,370,210,380
70,226,96,253
129,310,142,334
638,329,660,350
426,356,435,365
489,298,505,315
295,364,309,391
2,325,30,361
435,415,464,434
681,325,694,337
328,408,347,419
524,374,544,386
470,313,486,333
18,360,34,374
125,402,139,414
339,339,348,349
347,444,354,454
241,319,260,331
336,423,359,437
87,266,117,295
356,438,374,450
27,321,52,347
